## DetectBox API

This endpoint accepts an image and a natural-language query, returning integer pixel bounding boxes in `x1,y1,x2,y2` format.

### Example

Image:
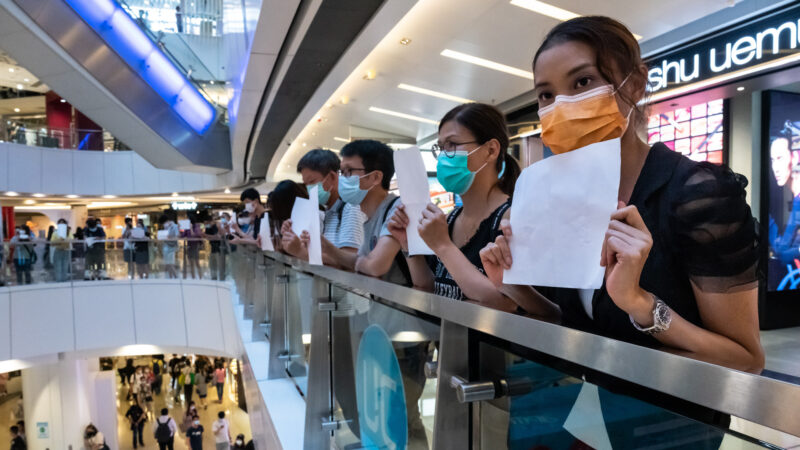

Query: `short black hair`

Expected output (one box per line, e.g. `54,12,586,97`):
240,188,261,202
218,411,225,419
340,139,394,190
125,217,133,224
158,215,169,225
161,407,169,415
297,148,340,175
10,426,18,434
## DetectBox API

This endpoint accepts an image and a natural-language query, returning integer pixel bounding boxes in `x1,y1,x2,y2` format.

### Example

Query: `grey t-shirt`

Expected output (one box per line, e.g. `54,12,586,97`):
358,193,406,285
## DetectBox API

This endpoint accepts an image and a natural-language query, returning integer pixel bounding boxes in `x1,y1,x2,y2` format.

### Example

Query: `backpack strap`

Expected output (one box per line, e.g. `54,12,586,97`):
381,197,412,286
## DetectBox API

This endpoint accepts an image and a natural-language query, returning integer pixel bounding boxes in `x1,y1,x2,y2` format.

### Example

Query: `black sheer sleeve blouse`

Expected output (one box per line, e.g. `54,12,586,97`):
539,143,760,348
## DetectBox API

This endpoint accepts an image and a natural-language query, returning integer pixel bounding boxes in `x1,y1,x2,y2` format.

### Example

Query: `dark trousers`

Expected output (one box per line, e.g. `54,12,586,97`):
216,382,224,401
158,437,174,450
132,422,144,448
184,383,193,402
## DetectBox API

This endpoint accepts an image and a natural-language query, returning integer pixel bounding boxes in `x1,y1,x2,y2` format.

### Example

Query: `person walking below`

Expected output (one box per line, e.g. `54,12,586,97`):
212,411,231,450
125,397,146,449
122,217,135,279
182,363,195,404
185,415,204,450
195,369,208,409
214,365,225,403
231,434,247,450
83,424,107,450
153,408,178,450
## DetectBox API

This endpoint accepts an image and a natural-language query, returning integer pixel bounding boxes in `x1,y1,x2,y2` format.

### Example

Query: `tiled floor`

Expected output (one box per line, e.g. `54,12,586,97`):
115,356,252,450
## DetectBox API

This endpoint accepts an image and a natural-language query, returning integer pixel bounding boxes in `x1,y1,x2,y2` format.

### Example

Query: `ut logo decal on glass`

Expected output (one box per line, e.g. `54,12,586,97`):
356,324,408,449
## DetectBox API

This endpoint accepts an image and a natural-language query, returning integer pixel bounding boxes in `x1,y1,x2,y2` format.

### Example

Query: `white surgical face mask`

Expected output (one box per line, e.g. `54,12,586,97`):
244,203,255,213
236,440,243,445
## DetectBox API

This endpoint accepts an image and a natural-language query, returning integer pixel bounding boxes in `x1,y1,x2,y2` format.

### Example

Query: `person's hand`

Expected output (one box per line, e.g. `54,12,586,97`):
386,203,409,252
299,231,310,249
280,220,304,256
418,203,450,252
479,220,513,287
601,202,654,321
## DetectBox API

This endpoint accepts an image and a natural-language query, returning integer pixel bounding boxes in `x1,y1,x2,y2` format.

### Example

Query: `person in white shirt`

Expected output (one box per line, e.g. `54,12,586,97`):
153,408,178,450
211,411,231,450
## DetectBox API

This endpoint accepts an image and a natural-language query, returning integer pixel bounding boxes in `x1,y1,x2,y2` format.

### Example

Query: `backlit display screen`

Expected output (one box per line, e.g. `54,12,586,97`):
647,99,725,164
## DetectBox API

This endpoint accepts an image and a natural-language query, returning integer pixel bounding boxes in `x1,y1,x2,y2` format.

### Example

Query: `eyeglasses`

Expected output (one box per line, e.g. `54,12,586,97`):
339,167,367,178
431,140,479,158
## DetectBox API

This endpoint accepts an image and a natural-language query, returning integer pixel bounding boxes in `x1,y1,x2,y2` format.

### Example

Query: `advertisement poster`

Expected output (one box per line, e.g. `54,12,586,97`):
648,99,725,164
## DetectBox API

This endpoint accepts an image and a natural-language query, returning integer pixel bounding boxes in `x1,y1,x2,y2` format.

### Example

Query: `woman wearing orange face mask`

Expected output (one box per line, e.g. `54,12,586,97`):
480,16,764,373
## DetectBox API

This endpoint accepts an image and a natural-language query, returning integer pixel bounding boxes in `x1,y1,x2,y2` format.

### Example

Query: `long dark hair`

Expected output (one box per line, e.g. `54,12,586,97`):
266,180,309,225
439,103,521,196
533,16,647,128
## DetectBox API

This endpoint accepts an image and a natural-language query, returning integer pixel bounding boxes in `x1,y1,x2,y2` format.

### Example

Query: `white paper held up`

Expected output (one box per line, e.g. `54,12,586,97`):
57,223,68,239
290,193,323,265
393,147,434,255
562,382,613,450
178,219,191,230
260,212,274,251
503,138,621,289
156,230,168,240
131,228,145,239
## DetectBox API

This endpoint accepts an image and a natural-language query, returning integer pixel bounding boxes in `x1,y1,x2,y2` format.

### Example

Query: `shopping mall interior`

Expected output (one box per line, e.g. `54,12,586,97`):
1,0,800,449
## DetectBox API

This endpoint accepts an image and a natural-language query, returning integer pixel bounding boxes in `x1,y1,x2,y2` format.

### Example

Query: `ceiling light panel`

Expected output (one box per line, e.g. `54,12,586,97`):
369,106,439,125
510,0,643,39
398,83,474,103
440,49,533,80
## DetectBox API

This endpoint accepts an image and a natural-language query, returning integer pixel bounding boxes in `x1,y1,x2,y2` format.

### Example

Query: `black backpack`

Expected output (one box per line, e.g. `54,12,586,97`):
155,418,172,443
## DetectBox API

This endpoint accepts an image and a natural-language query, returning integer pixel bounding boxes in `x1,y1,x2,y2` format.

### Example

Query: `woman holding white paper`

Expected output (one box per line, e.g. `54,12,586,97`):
51,218,72,282
479,16,763,372
387,103,558,316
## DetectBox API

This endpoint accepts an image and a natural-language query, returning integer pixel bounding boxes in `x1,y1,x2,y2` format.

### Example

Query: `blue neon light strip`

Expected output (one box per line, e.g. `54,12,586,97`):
63,0,216,134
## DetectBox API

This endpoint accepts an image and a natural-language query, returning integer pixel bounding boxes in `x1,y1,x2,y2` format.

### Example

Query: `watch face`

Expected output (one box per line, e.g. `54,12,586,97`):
655,301,672,330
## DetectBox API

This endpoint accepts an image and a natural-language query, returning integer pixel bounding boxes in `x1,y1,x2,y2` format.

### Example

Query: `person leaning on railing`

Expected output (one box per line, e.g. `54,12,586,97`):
51,218,72,282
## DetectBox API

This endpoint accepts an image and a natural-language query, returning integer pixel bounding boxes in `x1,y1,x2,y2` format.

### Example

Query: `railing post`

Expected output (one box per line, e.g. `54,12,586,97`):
433,320,470,450
303,276,332,450
267,266,289,380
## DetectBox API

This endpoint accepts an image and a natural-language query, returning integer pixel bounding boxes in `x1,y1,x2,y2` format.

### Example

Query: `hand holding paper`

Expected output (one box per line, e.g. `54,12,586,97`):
393,147,434,255
290,186,322,265
503,138,621,289
260,212,274,251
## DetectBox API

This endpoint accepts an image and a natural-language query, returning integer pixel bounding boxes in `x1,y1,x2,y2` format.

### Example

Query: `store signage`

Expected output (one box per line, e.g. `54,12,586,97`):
647,4,800,93
171,201,198,210
355,325,407,449
36,422,48,439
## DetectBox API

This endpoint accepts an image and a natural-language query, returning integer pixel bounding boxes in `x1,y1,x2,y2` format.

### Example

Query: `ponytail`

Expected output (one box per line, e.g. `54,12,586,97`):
496,151,521,197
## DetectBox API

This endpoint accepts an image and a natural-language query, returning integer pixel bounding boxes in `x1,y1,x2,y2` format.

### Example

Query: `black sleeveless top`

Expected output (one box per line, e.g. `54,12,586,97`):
427,200,511,300
537,143,760,348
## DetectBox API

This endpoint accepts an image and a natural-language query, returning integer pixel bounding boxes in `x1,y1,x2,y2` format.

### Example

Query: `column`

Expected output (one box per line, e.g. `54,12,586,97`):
71,205,88,230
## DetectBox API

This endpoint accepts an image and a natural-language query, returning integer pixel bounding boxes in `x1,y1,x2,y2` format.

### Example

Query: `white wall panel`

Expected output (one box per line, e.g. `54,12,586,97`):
104,152,135,194
181,171,204,192
72,151,105,195
7,144,42,193
41,149,74,193
10,286,74,359
0,146,8,190
131,153,161,195
183,284,226,352
217,286,241,356
159,169,185,194
73,283,136,351
132,283,187,347
0,291,10,361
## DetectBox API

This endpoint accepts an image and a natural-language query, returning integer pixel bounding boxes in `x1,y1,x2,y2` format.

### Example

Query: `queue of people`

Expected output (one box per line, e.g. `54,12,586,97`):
248,14,763,377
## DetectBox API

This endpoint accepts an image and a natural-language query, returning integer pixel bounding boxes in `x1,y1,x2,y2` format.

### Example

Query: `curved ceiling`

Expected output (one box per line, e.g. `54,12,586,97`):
264,0,741,182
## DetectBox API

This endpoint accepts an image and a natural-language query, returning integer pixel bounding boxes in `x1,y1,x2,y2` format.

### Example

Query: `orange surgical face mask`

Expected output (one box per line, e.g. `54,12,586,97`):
539,75,632,154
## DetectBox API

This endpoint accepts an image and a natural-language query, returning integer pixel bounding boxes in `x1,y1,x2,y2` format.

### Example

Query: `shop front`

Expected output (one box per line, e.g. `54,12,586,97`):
644,1,800,329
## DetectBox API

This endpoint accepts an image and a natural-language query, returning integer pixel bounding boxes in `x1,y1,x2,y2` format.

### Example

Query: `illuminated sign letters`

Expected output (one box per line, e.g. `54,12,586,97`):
647,5,800,93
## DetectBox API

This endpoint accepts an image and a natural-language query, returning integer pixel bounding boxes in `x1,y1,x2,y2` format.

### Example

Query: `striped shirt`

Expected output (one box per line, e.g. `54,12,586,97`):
323,199,365,249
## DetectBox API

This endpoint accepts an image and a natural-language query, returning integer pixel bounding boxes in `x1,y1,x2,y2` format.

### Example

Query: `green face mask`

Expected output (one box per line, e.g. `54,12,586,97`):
308,182,331,205
436,144,488,195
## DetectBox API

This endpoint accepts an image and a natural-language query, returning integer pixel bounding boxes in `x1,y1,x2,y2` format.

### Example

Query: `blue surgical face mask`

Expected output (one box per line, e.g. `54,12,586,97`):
338,174,370,205
436,143,488,195
309,182,331,206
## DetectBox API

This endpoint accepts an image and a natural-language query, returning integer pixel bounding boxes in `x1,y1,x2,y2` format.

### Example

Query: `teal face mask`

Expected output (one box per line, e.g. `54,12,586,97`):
436,144,488,195
309,182,331,206
338,174,369,205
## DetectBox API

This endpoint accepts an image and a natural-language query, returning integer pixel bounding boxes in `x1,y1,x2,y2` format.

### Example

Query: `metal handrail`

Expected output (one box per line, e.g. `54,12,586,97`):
261,249,800,438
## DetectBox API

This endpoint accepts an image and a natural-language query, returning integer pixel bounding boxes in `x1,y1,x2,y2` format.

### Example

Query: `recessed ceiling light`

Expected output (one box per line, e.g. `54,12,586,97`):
65,194,79,198
23,78,30,82
16,84,23,90
32,193,46,198
325,103,333,109
510,0,578,21
400,37,411,45
209,80,215,85
5,191,19,196
398,83,474,103
172,192,179,197
224,187,231,194
102,194,117,198
369,106,439,125
311,132,317,136
334,137,351,143
8,68,14,73
302,142,307,147
510,0,642,39
340,96,349,105
60,99,66,103
363,69,376,80
23,199,35,205
13,108,20,113
441,49,533,80
737,86,745,91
